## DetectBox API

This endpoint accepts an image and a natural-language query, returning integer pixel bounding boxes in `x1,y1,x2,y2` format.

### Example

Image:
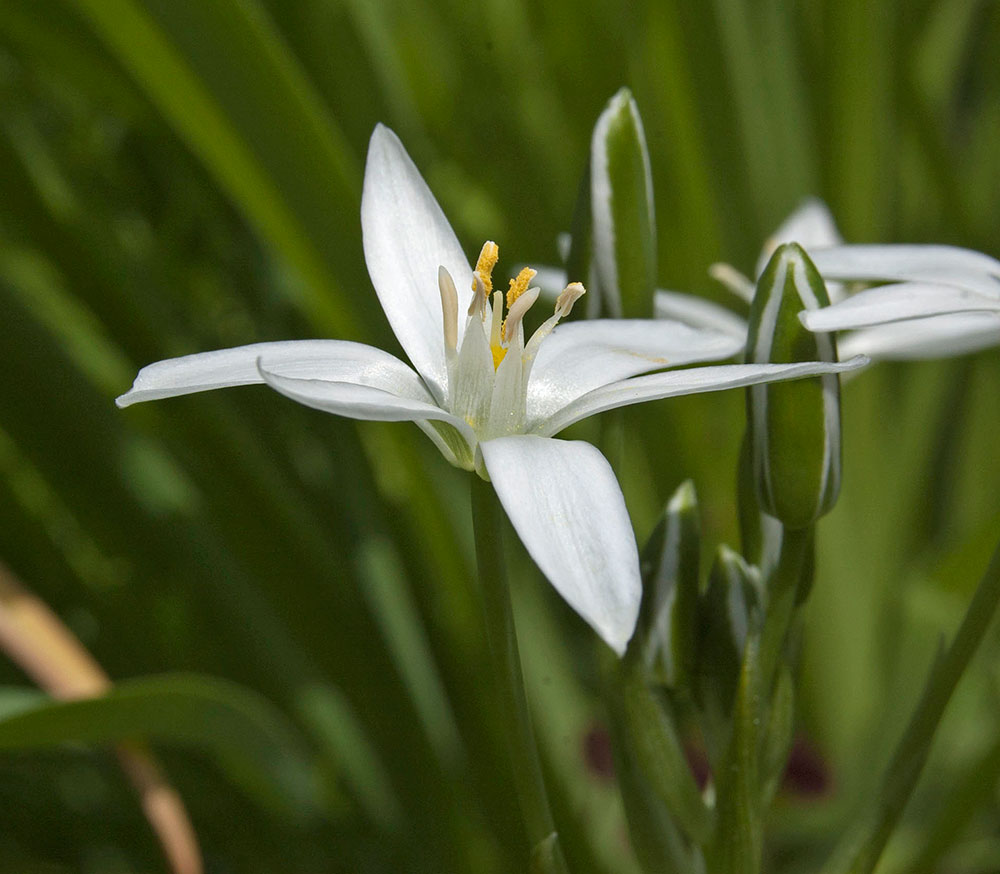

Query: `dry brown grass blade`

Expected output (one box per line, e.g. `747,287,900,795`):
0,560,203,874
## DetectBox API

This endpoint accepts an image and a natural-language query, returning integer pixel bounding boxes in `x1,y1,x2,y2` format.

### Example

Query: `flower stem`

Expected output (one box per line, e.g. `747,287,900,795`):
758,526,811,692
470,476,569,873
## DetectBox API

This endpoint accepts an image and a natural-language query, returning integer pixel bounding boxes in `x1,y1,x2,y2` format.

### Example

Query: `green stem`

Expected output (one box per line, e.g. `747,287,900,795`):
470,476,568,873
821,537,1000,874
758,526,810,692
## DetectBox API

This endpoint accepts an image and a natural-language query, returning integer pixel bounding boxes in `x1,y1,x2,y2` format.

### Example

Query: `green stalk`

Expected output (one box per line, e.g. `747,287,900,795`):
821,537,1000,874
470,476,568,873
758,526,811,692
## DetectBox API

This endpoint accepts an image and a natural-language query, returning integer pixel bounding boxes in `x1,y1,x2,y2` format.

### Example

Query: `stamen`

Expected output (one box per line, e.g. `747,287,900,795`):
490,291,505,369
507,267,537,307
473,241,500,294
468,275,489,318
523,282,587,364
709,262,755,303
501,286,540,342
438,266,459,353
555,282,586,317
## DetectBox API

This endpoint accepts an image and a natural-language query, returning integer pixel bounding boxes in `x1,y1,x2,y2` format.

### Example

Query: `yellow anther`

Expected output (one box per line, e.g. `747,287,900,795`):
506,267,537,307
473,241,500,294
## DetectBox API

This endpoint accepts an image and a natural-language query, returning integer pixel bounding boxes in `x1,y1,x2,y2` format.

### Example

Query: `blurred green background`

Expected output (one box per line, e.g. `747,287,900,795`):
0,0,999,871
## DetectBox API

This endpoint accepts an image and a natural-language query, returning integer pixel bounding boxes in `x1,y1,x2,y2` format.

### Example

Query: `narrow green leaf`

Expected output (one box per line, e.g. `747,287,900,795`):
356,537,463,768
0,673,319,818
66,0,363,335
0,687,46,720
906,730,1000,874
821,538,1000,874
591,87,657,318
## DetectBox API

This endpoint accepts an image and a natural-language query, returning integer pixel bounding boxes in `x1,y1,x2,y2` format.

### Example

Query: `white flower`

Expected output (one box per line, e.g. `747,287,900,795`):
117,126,862,654
657,199,1000,361
800,244,1000,359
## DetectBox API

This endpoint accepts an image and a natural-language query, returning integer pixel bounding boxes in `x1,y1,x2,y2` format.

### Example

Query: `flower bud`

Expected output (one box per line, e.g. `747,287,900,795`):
745,243,842,529
695,546,762,752
636,480,700,688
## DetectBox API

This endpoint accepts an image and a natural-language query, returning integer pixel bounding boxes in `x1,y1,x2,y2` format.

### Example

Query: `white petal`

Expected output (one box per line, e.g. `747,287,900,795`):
807,245,1000,298
258,366,477,450
756,198,843,278
116,340,432,408
838,313,1000,360
525,320,743,428
653,290,749,340
536,357,868,437
450,316,494,431
362,125,475,400
480,435,641,655
487,331,526,439
801,283,1000,331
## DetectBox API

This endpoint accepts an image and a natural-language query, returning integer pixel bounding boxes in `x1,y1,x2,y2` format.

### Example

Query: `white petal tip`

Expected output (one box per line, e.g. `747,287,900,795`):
840,354,871,371
115,392,133,409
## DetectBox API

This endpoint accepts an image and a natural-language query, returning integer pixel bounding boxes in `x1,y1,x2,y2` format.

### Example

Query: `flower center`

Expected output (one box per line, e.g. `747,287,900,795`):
438,241,586,441
473,244,539,369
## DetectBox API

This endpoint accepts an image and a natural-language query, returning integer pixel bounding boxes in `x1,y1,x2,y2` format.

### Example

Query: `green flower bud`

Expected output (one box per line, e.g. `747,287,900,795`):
746,243,842,529
636,480,700,688
590,87,657,318
695,546,762,753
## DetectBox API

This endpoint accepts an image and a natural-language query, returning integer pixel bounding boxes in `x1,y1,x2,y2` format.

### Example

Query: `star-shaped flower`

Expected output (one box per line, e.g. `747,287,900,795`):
117,126,862,654
660,199,1000,361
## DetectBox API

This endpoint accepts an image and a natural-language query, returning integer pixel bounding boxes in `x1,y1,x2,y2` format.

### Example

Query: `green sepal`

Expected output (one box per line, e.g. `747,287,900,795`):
745,243,841,529
590,87,657,318
695,546,762,758
636,479,701,689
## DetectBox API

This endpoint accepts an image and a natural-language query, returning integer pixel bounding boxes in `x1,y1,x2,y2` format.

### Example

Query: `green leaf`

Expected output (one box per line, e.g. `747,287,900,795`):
65,0,363,335
0,687,47,720
0,673,319,818
590,87,657,319
821,538,1000,874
